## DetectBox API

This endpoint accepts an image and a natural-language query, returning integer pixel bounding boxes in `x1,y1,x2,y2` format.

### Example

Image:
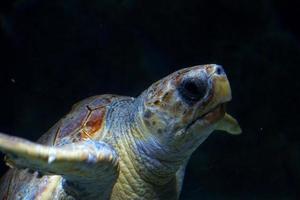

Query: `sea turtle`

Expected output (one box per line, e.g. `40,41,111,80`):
0,64,241,200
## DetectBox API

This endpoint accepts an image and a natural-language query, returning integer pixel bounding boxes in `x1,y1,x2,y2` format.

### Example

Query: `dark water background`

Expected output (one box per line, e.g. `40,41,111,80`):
0,0,300,199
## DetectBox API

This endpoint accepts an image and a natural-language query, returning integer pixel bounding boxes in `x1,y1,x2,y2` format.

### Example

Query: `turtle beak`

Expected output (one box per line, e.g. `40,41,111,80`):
208,65,242,135
185,65,233,129
191,65,236,127
209,64,232,104
198,64,232,114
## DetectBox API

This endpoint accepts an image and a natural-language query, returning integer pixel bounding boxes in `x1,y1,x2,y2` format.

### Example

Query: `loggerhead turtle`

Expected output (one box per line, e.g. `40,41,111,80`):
0,64,241,200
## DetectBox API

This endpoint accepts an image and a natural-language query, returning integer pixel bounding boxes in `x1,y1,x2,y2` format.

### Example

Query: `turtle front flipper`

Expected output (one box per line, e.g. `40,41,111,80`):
0,132,119,199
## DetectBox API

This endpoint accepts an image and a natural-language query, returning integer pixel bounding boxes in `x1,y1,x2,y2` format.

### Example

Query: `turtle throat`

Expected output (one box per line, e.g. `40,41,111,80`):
123,99,187,186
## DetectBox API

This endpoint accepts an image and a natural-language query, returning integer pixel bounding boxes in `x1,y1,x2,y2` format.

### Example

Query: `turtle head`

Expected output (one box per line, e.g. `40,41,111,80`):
139,64,241,156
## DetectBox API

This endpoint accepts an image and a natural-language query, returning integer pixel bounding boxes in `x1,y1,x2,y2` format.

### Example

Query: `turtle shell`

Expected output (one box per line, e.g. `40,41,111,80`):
0,94,123,199
37,94,121,146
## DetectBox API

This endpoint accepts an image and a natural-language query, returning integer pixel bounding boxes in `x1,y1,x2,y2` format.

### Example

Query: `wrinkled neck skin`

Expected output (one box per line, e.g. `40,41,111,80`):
106,97,216,199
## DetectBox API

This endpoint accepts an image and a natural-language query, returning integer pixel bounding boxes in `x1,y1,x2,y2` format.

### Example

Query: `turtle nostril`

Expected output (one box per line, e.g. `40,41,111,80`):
215,65,225,75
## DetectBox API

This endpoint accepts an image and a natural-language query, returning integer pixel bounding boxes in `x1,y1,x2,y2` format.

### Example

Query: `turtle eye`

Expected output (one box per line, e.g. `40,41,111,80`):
178,78,207,103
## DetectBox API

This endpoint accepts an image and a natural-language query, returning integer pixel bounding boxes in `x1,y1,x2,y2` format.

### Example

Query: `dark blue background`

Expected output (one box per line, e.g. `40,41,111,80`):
1,0,300,199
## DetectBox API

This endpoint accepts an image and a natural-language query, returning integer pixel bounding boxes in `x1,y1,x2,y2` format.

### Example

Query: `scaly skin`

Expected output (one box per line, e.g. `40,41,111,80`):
105,97,224,199
105,99,181,199
0,64,241,199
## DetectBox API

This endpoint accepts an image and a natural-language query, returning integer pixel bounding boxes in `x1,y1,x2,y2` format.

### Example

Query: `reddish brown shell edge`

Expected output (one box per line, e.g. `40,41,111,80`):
37,94,122,146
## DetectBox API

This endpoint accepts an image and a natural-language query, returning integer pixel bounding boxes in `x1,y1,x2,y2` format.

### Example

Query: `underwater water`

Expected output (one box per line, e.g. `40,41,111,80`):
0,0,299,199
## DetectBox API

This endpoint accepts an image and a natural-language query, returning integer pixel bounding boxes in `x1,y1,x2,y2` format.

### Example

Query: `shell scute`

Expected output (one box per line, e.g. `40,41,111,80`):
44,95,120,146
58,106,89,139
86,95,115,110
80,107,106,140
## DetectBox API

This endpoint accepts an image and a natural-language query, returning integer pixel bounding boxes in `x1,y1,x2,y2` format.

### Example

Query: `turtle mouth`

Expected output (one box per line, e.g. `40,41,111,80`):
184,103,226,132
183,73,231,133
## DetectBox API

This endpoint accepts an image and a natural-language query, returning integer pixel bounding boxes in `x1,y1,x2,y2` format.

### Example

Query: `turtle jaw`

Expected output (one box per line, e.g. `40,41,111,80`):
184,73,232,133
184,103,226,133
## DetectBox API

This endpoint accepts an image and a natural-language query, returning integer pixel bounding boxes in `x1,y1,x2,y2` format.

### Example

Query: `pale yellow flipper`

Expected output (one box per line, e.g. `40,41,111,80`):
216,113,242,135
0,132,119,199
